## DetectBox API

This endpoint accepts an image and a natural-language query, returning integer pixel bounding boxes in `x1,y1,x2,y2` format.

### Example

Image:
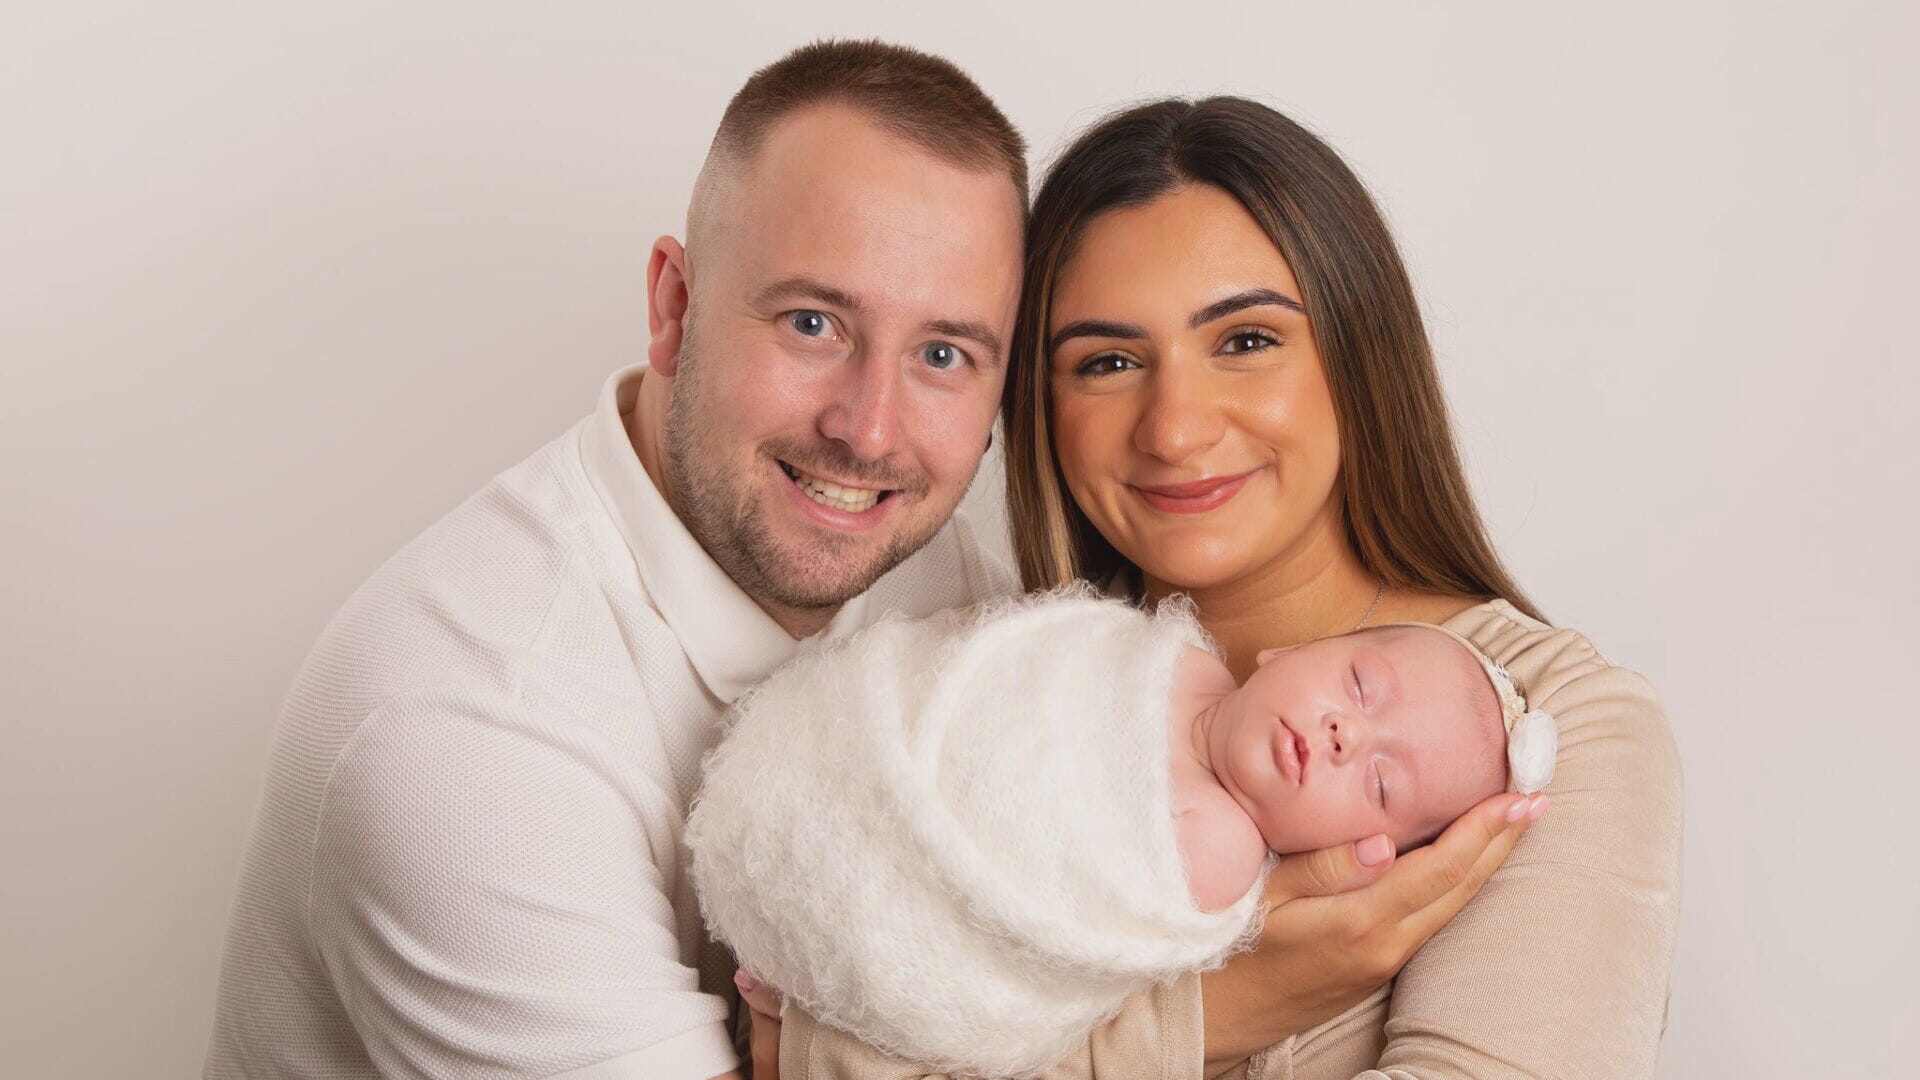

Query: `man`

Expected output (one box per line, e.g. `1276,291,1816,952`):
205,40,1026,1079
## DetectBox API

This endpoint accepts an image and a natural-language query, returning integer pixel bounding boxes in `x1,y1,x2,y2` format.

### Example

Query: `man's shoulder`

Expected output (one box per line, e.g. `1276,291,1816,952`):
289,421,645,722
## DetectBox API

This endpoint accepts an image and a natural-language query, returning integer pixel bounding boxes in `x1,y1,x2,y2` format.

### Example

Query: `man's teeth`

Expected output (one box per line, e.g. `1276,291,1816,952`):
785,464,882,513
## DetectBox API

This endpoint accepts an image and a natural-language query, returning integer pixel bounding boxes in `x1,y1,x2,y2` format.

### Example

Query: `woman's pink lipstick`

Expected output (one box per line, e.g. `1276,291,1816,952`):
1131,469,1259,515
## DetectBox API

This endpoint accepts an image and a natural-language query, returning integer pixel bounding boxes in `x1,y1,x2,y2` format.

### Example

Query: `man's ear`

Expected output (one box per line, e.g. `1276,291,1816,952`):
1255,644,1301,667
646,236,690,376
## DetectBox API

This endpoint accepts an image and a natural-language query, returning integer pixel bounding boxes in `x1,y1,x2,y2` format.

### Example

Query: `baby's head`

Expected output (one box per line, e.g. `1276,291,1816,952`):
1203,625,1517,855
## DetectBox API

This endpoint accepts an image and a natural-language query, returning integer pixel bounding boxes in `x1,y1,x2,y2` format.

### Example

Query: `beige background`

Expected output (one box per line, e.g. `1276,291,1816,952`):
4,2,1915,1077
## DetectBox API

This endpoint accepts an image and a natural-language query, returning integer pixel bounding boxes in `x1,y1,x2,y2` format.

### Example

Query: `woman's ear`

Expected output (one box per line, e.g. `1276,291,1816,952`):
646,236,691,376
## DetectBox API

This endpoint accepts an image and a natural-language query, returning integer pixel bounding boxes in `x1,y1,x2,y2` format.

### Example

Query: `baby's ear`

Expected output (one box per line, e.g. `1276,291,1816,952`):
1256,644,1300,667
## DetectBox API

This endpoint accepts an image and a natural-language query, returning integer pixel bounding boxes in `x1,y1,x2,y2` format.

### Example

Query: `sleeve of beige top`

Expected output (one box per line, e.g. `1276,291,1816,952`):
780,973,1207,1080
1352,633,1684,1080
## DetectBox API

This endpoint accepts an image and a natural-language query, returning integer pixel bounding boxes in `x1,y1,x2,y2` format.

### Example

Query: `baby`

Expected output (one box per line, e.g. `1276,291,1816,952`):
1166,620,1552,911
686,587,1555,1079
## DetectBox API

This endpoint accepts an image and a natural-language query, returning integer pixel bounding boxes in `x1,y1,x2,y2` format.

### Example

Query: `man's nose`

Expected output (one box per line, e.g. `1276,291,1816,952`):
818,353,904,462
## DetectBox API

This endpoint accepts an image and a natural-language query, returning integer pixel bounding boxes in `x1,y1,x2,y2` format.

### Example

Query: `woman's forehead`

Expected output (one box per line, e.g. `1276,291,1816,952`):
1049,185,1302,327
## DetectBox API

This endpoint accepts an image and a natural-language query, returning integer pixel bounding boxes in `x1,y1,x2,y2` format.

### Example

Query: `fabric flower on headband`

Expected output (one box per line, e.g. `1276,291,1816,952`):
1504,708,1558,795
1477,654,1557,795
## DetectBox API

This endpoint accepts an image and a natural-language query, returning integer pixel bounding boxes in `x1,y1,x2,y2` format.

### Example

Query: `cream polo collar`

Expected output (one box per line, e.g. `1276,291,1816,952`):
577,363,875,704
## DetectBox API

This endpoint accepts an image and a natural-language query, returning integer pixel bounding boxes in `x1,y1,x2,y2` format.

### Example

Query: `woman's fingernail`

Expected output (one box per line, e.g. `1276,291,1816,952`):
734,970,758,992
1505,797,1530,823
1527,794,1550,822
1357,834,1393,866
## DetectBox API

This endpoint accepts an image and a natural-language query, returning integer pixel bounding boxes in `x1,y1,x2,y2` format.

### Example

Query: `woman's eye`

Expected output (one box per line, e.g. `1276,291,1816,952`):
1075,352,1138,376
1222,329,1279,354
788,310,831,338
920,341,965,371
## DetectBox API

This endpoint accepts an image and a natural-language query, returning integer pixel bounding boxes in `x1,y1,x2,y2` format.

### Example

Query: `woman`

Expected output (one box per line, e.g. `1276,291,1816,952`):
763,97,1682,1080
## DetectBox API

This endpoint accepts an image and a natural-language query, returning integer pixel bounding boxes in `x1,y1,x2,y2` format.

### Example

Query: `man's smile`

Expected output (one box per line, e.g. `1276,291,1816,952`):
779,459,891,513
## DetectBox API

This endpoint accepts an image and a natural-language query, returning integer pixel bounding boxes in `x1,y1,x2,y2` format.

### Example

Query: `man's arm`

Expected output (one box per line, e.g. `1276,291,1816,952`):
311,694,737,1080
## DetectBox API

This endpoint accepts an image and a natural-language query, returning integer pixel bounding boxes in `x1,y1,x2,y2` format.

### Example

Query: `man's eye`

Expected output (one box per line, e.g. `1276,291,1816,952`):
1076,352,1138,376
921,341,965,371
789,310,831,337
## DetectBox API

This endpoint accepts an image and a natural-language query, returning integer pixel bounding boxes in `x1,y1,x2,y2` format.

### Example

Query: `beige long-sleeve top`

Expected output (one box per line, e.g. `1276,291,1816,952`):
776,598,1684,1080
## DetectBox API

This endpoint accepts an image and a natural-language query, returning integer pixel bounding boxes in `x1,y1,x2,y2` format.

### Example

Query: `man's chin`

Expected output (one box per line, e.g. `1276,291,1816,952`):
734,529,896,609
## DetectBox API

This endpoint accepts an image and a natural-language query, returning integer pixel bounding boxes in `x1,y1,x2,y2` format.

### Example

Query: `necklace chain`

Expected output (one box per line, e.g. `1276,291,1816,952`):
1352,577,1386,632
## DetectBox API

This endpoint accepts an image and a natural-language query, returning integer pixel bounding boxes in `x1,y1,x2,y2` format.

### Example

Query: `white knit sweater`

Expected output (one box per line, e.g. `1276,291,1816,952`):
685,589,1265,1078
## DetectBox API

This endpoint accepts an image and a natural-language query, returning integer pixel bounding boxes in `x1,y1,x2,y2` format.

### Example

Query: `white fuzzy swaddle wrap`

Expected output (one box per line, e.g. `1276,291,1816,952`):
685,588,1265,1078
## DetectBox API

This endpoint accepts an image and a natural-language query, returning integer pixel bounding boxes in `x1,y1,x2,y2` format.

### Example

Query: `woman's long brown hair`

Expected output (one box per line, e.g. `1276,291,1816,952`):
1004,97,1543,622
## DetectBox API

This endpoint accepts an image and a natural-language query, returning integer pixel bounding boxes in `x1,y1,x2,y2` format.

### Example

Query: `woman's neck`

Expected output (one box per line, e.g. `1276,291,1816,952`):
1142,512,1380,682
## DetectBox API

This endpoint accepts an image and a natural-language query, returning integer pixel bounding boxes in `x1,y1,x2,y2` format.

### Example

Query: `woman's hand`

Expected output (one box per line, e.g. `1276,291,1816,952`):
1200,791,1547,1078
735,969,784,1080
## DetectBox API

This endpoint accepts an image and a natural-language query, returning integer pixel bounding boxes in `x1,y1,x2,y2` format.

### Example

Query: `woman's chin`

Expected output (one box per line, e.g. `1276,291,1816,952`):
1133,552,1257,595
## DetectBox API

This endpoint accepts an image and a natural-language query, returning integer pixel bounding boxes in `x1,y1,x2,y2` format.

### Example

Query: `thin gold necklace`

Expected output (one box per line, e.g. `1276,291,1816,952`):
1352,577,1386,632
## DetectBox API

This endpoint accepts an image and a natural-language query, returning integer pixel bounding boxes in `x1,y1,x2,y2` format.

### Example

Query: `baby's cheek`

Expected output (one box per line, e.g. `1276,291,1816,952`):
1254,792,1352,855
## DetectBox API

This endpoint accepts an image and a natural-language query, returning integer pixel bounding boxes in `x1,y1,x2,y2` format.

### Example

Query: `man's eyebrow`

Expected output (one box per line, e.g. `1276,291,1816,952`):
926,319,1005,368
1048,318,1147,356
1189,288,1306,328
750,277,865,313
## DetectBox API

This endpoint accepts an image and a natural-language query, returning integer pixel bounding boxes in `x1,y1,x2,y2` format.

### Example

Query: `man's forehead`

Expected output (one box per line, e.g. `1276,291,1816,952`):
711,107,1022,293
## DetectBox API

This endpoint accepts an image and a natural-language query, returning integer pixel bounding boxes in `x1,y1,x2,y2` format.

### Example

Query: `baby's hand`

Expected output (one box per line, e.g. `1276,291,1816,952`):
734,969,783,1080
733,968,783,1019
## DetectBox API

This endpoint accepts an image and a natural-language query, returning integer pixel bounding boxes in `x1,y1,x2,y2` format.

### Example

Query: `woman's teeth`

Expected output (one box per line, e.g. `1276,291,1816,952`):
784,463,882,513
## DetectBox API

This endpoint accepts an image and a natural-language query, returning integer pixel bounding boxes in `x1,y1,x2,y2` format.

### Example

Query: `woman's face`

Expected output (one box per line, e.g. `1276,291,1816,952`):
1047,183,1344,593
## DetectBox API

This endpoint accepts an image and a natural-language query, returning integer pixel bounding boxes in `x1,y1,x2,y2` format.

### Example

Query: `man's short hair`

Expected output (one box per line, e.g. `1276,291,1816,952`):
712,39,1028,202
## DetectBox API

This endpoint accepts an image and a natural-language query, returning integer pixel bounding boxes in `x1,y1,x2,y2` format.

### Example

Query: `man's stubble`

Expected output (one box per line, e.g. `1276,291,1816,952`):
663,314,975,613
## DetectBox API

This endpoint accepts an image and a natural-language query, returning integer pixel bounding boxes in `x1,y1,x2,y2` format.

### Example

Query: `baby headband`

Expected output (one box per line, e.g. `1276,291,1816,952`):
1373,623,1558,795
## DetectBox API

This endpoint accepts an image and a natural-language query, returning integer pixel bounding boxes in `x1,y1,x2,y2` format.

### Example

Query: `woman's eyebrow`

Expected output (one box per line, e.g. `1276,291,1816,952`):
1048,318,1147,355
1189,288,1305,328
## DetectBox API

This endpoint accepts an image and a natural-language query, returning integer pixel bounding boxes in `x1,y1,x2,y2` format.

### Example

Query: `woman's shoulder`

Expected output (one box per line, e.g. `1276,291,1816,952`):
1444,599,1680,792
1446,599,1637,702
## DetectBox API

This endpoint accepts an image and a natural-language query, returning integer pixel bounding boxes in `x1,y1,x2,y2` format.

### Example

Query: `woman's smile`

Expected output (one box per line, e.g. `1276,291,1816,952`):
1130,467,1264,514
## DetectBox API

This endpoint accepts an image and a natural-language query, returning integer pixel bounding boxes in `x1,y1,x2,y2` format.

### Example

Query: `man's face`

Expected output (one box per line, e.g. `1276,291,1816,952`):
664,105,1023,616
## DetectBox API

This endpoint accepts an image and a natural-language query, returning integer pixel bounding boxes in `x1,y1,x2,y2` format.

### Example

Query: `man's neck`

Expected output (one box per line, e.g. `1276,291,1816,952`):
627,371,839,641
630,370,679,521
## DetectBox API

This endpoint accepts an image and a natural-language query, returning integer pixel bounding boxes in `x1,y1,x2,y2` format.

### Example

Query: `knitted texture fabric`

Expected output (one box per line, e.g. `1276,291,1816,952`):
686,587,1265,1078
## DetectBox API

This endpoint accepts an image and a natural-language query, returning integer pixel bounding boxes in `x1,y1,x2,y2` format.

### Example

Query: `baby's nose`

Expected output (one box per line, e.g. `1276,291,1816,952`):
1322,712,1362,762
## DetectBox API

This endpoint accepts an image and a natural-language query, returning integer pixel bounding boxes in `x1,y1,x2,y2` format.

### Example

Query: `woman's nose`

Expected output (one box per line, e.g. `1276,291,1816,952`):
1132,365,1225,464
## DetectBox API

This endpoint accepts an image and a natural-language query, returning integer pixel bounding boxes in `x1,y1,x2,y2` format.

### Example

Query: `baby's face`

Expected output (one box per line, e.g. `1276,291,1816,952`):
1204,626,1507,853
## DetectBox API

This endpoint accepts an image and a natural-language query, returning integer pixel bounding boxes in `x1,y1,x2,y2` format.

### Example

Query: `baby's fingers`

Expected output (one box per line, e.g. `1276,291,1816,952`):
733,969,784,1018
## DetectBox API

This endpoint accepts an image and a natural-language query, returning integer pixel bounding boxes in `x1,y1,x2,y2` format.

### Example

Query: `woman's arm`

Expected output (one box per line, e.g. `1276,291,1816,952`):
1200,794,1543,1077
777,976,1206,1080
1287,626,1684,1080
769,802,1538,1080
